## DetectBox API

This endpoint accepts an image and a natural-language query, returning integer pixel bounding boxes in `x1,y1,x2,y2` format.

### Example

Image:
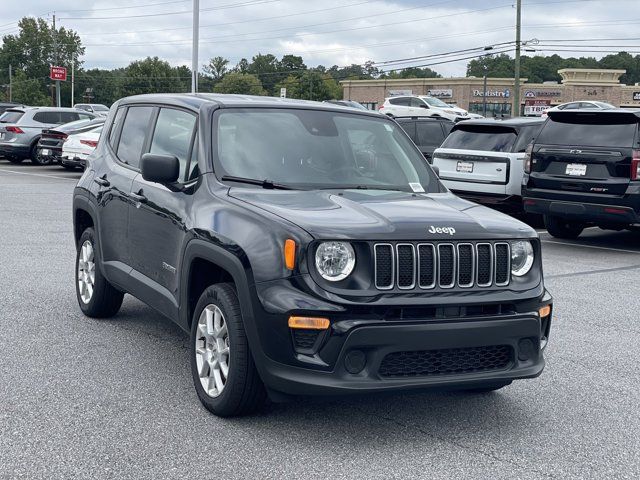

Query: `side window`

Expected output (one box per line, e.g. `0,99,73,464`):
109,107,126,150
60,112,79,123
389,97,410,106
416,122,446,146
398,121,417,142
149,108,197,181
33,112,60,124
411,98,426,108
116,106,154,168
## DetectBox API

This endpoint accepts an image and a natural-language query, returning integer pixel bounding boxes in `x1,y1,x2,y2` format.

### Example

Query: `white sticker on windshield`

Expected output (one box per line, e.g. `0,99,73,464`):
409,183,425,193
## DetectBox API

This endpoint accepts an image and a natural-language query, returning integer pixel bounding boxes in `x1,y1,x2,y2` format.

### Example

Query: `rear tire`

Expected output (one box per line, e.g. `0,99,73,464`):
75,227,124,318
544,215,584,239
29,143,51,165
190,283,266,417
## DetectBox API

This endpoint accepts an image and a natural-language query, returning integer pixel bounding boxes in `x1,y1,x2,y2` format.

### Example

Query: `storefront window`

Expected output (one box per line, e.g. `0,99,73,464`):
469,102,512,118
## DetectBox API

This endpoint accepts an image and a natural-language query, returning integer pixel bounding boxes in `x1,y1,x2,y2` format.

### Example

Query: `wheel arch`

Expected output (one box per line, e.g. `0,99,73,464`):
73,196,98,247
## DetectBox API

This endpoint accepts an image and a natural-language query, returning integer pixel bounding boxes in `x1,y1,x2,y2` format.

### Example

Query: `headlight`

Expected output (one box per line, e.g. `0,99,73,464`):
510,240,534,276
315,241,356,282
444,109,457,114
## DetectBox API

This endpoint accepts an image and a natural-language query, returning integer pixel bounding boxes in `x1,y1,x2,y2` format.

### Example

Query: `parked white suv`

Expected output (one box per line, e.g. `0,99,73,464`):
379,95,470,122
432,117,545,215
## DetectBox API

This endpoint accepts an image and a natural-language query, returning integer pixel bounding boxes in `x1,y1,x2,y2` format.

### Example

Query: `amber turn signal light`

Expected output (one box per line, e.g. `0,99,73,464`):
284,239,296,270
539,305,551,318
288,316,330,330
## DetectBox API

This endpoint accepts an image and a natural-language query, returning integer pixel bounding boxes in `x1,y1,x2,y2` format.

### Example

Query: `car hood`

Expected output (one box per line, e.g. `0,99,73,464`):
228,188,535,240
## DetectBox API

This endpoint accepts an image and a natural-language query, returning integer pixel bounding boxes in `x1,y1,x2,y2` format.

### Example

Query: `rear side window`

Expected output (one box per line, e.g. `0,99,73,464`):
149,108,196,181
513,124,543,152
416,122,446,146
396,121,416,142
33,112,61,124
116,106,154,168
537,115,638,147
60,112,79,123
440,126,517,152
0,111,24,123
389,97,410,106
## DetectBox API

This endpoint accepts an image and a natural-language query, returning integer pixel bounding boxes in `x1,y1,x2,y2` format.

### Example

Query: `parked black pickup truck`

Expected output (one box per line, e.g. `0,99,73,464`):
73,94,552,416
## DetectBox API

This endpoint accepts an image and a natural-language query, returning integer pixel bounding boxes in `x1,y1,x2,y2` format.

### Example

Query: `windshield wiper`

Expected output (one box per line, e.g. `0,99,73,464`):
319,185,410,192
220,175,295,190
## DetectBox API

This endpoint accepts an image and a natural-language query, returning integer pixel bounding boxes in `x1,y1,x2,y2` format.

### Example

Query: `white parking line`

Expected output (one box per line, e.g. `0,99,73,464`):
541,239,640,255
0,168,78,181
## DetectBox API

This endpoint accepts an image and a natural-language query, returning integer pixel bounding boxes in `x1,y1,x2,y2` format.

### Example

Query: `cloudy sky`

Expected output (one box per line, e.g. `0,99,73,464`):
1,0,639,76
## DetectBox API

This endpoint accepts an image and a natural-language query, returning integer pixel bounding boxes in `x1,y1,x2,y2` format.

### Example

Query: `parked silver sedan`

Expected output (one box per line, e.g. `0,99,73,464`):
0,107,95,165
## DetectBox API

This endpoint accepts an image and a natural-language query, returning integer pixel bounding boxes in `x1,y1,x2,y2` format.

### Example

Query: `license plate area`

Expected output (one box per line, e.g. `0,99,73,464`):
456,161,474,173
40,149,50,156
565,163,587,176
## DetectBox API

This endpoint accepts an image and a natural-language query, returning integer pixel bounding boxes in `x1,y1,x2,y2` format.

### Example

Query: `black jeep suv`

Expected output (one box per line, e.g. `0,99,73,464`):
73,94,552,416
523,109,640,238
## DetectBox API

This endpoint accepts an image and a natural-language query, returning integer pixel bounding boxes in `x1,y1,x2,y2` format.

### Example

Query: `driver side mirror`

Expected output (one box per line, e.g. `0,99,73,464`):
140,153,180,184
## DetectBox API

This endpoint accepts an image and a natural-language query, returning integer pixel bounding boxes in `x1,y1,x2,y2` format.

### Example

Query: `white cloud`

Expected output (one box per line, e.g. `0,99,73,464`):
2,0,639,77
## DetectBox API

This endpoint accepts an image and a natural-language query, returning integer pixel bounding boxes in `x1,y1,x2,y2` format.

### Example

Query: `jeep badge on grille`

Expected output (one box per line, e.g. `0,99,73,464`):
428,226,456,235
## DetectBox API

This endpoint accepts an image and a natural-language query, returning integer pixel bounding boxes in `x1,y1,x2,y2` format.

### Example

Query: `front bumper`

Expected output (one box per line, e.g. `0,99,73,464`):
246,281,552,396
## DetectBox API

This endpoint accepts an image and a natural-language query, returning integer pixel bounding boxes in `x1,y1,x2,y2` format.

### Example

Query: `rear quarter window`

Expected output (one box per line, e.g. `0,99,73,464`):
0,111,24,123
33,112,61,124
537,114,638,147
440,126,517,152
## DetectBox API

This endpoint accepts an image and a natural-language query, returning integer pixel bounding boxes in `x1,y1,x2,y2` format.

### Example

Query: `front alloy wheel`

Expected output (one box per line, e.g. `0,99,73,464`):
195,305,230,397
77,240,96,304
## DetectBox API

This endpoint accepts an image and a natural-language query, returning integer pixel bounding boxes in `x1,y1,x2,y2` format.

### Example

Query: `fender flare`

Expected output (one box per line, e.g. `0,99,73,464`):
179,240,264,353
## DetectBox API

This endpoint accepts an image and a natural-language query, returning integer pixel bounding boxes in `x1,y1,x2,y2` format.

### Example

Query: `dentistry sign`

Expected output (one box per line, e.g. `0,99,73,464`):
473,88,510,98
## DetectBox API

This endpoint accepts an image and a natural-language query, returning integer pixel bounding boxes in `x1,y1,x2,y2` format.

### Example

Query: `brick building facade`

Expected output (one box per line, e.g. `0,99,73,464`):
340,68,640,116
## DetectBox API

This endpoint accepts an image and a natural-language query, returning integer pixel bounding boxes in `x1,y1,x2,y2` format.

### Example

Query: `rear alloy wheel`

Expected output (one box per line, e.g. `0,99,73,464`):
30,143,51,165
544,215,584,240
190,283,266,416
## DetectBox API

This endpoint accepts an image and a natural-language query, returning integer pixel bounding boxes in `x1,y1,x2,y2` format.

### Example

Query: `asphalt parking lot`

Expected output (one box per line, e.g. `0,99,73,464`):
1,162,639,479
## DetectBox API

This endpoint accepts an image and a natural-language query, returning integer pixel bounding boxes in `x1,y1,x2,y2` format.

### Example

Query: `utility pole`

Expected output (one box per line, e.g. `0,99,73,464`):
53,13,61,107
71,61,74,107
513,0,522,117
191,0,199,93
483,64,488,117
8,65,11,102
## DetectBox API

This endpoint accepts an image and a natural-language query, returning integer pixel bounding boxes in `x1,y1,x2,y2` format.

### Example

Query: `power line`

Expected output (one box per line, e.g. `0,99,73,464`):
58,0,281,20
53,0,190,13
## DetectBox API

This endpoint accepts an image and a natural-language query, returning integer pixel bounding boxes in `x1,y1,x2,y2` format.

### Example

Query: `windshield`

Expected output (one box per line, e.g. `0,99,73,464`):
422,97,450,108
441,126,517,152
215,108,439,192
0,110,24,123
93,105,109,112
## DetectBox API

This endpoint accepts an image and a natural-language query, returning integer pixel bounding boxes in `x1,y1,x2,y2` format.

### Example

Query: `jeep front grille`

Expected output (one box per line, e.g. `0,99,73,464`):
374,241,511,290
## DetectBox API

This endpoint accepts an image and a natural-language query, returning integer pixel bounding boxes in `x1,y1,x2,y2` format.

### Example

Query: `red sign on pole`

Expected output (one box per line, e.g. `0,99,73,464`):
50,66,67,81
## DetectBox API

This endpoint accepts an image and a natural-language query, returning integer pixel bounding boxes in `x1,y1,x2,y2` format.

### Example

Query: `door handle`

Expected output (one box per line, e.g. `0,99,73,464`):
130,190,147,203
94,175,109,187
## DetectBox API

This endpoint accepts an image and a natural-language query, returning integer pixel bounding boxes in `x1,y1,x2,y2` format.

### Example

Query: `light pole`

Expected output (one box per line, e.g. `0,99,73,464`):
191,0,199,93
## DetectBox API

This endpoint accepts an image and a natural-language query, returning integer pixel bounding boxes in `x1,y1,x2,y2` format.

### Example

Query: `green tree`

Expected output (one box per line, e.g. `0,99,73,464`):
203,56,230,81
382,67,441,79
10,69,51,105
247,53,280,94
277,71,342,101
118,57,189,97
213,73,267,95
0,17,84,104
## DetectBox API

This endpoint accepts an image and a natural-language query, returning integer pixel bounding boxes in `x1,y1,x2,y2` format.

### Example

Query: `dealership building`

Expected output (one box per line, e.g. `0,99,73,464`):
340,68,640,116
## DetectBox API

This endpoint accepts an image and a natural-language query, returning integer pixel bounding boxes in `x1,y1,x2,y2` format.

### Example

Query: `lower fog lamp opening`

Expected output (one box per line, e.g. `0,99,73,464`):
517,338,536,362
344,350,366,374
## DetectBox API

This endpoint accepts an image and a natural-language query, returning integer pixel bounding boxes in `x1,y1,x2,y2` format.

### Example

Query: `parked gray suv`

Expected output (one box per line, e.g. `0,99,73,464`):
0,107,95,164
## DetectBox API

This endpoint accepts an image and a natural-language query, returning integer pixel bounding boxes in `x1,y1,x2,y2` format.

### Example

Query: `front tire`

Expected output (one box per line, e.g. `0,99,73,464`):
190,283,266,417
75,227,124,317
544,215,584,239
